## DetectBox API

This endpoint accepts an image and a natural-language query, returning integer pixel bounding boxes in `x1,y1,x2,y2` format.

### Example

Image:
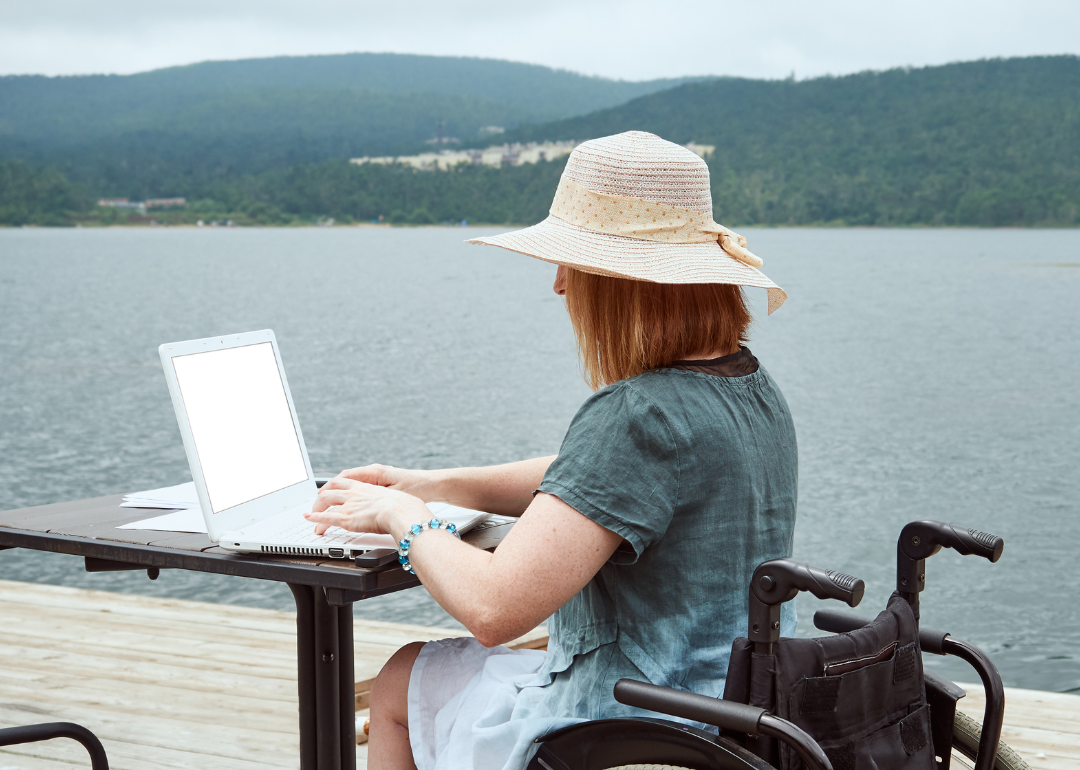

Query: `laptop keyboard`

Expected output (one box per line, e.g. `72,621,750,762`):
469,515,516,531
252,517,370,545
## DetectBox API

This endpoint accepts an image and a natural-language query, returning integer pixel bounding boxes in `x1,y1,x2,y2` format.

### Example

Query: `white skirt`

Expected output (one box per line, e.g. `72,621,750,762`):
407,637,572,770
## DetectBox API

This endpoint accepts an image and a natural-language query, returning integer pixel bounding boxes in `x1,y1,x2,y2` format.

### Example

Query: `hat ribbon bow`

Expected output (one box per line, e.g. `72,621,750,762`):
549,178,764,269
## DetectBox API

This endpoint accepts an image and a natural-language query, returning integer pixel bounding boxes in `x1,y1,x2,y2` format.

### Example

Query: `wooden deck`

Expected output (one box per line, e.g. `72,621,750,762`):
0,580,1073,770
954,681,1078,769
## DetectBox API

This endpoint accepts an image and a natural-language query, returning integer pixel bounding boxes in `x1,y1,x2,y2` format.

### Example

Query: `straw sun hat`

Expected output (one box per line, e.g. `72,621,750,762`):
467,130,786,313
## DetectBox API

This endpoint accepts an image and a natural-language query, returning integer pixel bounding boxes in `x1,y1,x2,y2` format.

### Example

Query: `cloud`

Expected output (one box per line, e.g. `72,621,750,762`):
1,0,1078,80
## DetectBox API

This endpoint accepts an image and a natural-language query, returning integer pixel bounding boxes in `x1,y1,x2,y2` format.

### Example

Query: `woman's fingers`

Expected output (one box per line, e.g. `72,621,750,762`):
307,485,388,534
320,477,360,491
306,507,346,535
316,481,384,508
305,481,425,535
340,464,395,485
311,489,348,512
334,465,437,502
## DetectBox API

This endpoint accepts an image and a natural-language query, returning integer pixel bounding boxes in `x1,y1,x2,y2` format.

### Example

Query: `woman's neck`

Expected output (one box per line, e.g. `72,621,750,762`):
681,344,740,361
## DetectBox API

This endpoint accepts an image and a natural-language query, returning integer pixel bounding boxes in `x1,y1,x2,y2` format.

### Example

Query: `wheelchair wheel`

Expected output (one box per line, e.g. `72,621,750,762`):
527,718,774,770
950,711,1030,770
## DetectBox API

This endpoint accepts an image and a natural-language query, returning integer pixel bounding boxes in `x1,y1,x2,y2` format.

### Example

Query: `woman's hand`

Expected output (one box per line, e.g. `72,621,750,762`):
304,477,429,537
334,464,443,502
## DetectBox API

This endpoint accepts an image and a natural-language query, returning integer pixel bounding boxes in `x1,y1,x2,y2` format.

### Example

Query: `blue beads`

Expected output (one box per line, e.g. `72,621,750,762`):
399,513,462,576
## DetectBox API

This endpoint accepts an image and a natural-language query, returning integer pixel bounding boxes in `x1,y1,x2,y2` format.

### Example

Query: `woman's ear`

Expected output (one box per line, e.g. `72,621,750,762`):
553,265,567,296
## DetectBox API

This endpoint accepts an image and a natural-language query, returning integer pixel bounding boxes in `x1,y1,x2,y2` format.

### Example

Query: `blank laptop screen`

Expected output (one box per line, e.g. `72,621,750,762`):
172,342,308,513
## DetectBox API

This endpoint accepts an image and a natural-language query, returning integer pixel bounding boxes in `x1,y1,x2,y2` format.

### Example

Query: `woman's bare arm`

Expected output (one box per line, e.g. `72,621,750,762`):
306,482,622,646
336,456,555,517
407,492,621,645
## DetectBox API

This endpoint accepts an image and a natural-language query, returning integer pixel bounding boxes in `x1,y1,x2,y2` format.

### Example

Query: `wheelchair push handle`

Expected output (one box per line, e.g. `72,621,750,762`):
899,520,1004,563
753,558,865,608
897,520,1004,597
613,679,833,770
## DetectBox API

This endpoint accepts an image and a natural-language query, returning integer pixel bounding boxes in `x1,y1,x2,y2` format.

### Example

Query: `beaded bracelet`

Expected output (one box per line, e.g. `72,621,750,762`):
397,517,460,575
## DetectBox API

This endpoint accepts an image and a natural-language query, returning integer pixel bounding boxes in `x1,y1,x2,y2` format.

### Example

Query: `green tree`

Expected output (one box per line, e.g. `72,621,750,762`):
0,159,91,225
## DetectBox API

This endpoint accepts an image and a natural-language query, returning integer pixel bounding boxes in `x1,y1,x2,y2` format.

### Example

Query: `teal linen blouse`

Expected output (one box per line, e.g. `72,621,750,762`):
512,356,798,726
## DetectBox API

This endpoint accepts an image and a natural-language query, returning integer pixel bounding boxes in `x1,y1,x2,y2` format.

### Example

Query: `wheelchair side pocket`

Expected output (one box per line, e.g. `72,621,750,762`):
815,704,933,770
779,640,927,770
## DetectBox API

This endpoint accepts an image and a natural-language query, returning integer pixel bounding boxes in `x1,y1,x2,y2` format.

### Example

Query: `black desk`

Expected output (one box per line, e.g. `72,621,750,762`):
0,493,512,770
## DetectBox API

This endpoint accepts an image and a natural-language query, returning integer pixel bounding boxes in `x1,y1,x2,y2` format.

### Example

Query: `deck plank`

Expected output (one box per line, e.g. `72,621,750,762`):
0,580,1071,770
955,681,1078,770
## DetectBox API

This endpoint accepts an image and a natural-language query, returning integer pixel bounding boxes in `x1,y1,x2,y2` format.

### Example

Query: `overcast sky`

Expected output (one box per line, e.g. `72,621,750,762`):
2,0,1078,81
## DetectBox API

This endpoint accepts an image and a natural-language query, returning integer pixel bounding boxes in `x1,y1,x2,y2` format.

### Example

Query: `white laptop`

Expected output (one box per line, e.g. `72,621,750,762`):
158,329,491,559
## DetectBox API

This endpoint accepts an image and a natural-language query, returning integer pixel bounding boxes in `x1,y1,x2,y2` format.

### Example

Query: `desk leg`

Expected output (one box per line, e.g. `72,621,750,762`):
289,584,357,770
337,601,356,770
289,584,319,770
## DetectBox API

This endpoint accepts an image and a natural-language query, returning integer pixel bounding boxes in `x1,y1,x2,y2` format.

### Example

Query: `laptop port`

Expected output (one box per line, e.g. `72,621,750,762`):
328,548,345,558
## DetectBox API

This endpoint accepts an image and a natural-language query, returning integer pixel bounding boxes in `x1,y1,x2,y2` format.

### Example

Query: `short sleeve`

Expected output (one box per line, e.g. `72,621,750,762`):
537,381,680,563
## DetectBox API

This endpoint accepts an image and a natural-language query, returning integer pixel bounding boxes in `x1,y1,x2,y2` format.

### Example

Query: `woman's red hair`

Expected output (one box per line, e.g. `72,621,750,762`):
564,268,752,390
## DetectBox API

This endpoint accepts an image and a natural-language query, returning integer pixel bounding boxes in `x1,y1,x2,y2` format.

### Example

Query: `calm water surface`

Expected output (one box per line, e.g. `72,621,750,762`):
0,227,1077,692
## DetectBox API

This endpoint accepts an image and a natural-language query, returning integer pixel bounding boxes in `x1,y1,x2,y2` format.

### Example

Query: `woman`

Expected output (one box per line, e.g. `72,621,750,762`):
305,131,798,770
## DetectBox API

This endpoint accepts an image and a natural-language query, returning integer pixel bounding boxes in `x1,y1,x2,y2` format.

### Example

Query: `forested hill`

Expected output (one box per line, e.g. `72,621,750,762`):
0,53,698,197
501,56,1080,226
3,56,1078,227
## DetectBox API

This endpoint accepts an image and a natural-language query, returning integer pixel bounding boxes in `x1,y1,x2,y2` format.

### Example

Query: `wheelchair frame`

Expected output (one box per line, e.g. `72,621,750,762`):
0,722,109,769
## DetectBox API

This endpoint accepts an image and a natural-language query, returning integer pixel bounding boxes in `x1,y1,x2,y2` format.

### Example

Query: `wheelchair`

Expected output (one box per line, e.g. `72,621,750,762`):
527,520,1026,770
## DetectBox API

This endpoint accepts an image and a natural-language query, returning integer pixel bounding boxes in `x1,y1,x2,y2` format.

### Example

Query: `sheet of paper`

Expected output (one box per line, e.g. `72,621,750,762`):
118,508,208,533
121,481,198,509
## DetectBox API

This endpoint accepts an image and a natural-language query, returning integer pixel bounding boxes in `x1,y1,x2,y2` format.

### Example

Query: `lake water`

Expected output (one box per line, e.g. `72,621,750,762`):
1,227,1077,693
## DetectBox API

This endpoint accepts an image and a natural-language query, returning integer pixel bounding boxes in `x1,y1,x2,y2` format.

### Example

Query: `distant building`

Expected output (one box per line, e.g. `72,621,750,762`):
145,198,187,209
351,141,579,172
98,198,146,213
684,142,715,159
351,140,714,172
97,197,187,214
478,126,506,136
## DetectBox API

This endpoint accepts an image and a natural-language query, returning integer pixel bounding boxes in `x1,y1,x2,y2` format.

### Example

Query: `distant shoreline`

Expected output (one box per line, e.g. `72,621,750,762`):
5,222,1079,231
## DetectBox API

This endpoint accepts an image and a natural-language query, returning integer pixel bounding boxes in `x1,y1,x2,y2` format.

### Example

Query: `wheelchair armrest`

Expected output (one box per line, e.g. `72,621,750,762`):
614,679,832,770
614,678,764,734
0,722,109,770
